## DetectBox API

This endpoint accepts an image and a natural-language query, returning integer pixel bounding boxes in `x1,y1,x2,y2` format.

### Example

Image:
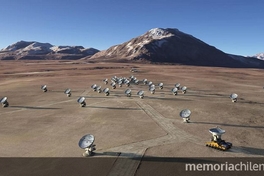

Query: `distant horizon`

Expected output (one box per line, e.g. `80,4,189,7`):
1,0,263,56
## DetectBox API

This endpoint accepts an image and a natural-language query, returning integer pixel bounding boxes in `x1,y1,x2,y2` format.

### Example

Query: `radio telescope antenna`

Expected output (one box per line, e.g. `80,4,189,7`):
91,84,97,91
41,85,47,92
78,134,96,157
118,80,123,87
206,126,232,151
181,86,187,94
103,78,108,85
64,88,71,97
124,79,130,87
111,82,116,89
149,85,155,94
180,109,191,123
143,79,148,85
125,89,132,97
230,93,238,102
0,97,9,108
103,88,110,96
158,83,163,89
137,90,144,99
175,83,180,90
77,97,86,107
96,86,102,93
172,87,178,95
148,81,153,87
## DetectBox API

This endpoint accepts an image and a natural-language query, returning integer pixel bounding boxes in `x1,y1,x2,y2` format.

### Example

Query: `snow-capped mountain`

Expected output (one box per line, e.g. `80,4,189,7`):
252,53,264,60
89,28,264,68
0,41,99,60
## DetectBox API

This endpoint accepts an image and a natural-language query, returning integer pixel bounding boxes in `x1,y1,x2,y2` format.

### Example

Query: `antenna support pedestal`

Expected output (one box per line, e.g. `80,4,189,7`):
83,144,96,157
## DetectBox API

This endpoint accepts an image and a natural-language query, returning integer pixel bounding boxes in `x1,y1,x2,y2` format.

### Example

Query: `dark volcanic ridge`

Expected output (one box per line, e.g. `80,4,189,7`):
0,41,99,60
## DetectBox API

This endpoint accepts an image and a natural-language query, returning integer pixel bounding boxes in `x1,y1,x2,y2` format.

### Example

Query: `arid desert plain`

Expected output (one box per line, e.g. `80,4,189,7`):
0,60,264,175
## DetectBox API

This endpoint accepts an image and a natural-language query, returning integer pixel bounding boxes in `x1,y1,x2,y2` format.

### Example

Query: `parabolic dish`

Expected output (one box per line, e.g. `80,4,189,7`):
180,109,191,118
65,88,71,94
78,134,95,149
209,127,225,135
137,90,144,96
175,83,180,87
91,84,97,89
0,97,7,103
149,86,155,91
181,86,187,91
77,97,86,103
148,81,153,86
111,82,116,86
230,93,238,99
103,88,110,93
143,79,147,82
172,87,178,93
41,85,47,90
125,89,131,94
158,83,163,87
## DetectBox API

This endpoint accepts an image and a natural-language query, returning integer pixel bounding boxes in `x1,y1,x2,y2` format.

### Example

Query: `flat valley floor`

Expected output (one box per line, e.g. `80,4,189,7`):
0,60,264,176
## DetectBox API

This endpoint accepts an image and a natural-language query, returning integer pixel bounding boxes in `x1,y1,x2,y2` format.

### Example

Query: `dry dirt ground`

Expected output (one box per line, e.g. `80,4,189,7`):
0,60,264,176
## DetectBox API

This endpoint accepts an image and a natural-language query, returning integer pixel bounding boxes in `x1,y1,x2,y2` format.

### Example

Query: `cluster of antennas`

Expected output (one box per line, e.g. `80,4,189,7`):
0,97,9,108
79,134,96,157
180,109,191,123
230,93,238,102
91,84,102,93
171,83,187,95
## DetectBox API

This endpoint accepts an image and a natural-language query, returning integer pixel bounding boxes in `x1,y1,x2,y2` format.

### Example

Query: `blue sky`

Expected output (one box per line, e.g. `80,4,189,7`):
0,0,263,56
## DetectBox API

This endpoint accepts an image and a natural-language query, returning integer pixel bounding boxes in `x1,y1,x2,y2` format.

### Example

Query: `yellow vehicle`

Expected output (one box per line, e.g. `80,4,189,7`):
206,127,232,151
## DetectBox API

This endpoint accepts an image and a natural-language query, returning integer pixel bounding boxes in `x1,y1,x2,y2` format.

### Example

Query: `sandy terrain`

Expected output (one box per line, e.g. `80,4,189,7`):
0,60,263,176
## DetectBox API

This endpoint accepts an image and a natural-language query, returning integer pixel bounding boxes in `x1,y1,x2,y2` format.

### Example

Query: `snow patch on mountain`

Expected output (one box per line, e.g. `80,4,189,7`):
252,53,264,60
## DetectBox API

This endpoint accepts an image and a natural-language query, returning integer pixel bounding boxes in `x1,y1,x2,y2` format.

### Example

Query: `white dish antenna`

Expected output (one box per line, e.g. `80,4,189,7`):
137,90,144,99
64,88,71,97
149,86,155,94
209,127,225,136
103,88,110,96
79,134,96,157
0,97,7,103
91,84,97,91
41,85,47,92
134,79,139,85
172,87,178,95
181,86,187,94
158,83,164,89
180,109,191,123
148,81,153,86
77,97,86,107
125,89,132,97
175,83,180,88
0,97,9,108
103,79,108,84
143,79,148,85
96,86,102,93
230,93,238,102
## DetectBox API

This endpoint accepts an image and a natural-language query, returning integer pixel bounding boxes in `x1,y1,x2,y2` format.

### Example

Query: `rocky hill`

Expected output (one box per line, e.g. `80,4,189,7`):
0,41,99,60
88,28,264,68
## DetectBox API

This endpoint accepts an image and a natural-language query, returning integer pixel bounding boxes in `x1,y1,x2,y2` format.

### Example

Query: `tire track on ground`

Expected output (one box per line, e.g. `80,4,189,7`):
105,100,202,176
